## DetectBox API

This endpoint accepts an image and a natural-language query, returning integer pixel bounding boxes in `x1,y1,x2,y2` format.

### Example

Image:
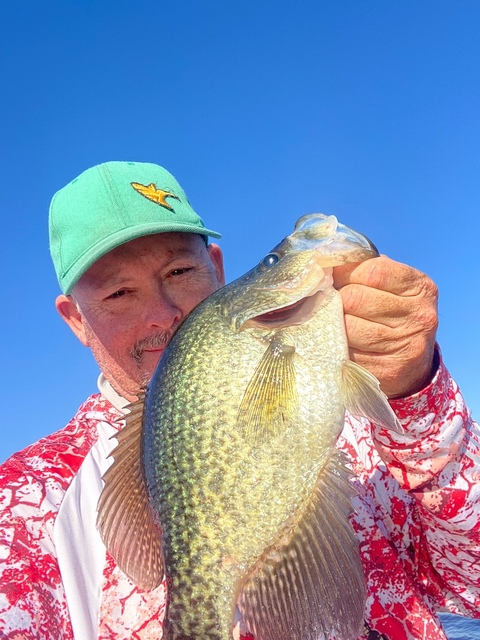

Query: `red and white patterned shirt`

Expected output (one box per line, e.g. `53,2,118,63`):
0,356,479,640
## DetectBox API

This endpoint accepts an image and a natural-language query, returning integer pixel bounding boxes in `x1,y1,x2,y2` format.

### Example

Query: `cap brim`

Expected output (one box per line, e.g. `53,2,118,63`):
62,223,221,294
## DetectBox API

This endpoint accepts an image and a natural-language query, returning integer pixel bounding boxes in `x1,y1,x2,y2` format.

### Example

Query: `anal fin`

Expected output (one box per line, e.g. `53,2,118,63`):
237,451,366,640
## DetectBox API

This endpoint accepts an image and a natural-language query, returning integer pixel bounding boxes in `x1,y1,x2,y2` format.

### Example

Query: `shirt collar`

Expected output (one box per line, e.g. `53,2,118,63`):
97,373,131,413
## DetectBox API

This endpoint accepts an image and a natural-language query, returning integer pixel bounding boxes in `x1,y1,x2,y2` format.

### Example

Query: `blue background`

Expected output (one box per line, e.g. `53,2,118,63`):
1,3,479,634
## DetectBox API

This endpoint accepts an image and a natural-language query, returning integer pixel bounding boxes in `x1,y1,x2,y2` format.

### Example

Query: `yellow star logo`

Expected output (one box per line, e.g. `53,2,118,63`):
131,182,180,211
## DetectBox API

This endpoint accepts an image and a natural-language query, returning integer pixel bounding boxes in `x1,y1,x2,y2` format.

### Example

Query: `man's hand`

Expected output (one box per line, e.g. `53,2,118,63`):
333,256,439,399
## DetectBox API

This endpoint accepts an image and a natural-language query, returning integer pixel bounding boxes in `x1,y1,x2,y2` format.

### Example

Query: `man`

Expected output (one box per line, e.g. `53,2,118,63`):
0,161,478,640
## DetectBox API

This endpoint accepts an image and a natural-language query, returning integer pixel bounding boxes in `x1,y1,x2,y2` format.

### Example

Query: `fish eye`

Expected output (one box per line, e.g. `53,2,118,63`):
262,253,280,268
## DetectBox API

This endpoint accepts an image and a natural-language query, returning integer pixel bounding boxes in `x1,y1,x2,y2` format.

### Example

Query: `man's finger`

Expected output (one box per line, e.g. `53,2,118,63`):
339,285,411,327
334,256,434,298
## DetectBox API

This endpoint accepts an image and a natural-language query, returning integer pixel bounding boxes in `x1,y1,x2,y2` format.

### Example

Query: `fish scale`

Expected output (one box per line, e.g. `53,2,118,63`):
97,213,402,640
145,287,353,638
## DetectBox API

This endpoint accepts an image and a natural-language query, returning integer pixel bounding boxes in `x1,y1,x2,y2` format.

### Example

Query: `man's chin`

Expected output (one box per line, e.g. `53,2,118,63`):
138,350,164,382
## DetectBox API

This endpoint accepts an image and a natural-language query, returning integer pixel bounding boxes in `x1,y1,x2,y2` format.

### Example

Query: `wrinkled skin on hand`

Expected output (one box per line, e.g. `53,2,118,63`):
333,256,439,399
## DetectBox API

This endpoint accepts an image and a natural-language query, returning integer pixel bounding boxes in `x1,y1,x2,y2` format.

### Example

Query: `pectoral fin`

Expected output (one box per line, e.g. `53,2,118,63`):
341,359,403,433
96,394,164,591
237,451,366,640
237,336,298,444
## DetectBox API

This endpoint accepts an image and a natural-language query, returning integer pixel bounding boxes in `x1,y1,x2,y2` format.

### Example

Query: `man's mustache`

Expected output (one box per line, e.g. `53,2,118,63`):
130,331,174,362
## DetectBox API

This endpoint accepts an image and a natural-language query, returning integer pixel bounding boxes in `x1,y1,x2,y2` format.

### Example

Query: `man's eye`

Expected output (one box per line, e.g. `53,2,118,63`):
107,289,128,300
170,267,193,276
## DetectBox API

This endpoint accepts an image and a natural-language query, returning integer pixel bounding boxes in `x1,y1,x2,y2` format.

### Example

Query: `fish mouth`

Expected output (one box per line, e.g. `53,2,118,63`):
287,214,379,266
249,292,319,328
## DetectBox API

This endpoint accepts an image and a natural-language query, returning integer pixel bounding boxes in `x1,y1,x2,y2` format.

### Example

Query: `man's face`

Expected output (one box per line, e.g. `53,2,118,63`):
56,232,225,401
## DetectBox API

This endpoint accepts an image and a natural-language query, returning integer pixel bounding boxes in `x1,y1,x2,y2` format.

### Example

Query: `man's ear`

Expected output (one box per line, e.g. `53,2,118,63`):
207,243,226,287
55,295,89,347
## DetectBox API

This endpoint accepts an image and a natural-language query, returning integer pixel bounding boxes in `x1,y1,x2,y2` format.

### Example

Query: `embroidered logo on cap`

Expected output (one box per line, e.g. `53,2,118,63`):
131,182,180,211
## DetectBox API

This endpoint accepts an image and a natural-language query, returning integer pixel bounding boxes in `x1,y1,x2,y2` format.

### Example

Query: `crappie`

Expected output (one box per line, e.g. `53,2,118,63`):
97,213,401,640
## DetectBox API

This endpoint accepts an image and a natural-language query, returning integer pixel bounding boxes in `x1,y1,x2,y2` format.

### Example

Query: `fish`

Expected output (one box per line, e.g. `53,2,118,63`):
97,213,402,640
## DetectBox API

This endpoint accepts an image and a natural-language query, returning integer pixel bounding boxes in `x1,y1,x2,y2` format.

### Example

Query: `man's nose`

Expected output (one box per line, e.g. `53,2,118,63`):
144,289,182,330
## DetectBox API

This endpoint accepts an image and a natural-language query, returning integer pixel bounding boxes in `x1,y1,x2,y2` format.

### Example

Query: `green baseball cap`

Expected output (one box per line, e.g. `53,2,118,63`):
49,161,221,294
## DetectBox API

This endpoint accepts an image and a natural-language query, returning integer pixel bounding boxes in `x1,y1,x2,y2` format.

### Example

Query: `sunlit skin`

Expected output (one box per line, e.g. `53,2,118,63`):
56,232,225,402
333,256,439,398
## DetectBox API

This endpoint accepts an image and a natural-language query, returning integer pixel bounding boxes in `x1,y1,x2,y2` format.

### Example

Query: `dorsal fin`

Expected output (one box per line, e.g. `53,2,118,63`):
96,394,164,591
237,451,366,640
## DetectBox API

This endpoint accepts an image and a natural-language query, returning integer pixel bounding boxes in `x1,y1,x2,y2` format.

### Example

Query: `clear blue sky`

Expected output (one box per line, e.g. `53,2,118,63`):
1,0,479,463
